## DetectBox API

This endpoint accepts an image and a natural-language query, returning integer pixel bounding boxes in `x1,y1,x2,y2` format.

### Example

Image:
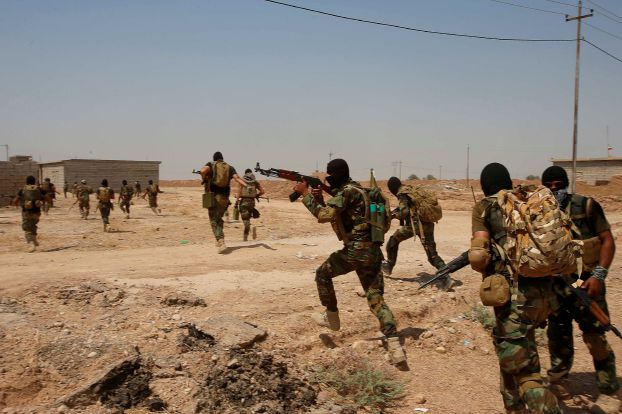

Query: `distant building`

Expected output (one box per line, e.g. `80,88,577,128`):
39,159,161,192
0,156,39,205
551,157,622,185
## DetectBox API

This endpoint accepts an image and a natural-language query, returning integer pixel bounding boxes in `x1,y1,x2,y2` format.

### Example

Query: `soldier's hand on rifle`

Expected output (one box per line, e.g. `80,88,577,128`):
293,181,309,197
311,187,324,203
582,275,604,298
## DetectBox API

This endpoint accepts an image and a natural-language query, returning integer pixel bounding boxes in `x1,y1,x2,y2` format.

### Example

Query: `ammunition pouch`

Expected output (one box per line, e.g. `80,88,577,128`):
582,236,602,272
203,192,215,209
479,273,510,307
469,237,491,274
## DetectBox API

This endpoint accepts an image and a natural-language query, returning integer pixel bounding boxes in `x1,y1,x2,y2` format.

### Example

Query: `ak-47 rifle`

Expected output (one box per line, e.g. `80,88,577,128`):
256,196,270,203
192,169,207,185
563,276,622,339
419,251,469,290
391,207,404,226
68,198,79,211
254,162,331,202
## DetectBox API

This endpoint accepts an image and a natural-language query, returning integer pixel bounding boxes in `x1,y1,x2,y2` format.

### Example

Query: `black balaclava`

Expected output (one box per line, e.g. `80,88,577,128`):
122,180,128,186
213,152,223,161
387,177,401,196
326,159,350,189
542,166,569,204
480,162,512,196
148,180,153,185
45,178,50,182
245,169,252,174
26,175,36,185
101,179,108,187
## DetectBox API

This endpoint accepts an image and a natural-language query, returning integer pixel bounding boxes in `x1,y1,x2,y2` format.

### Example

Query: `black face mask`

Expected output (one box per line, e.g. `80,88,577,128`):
326,159,349,189
480,162,512,196
387,177,401,195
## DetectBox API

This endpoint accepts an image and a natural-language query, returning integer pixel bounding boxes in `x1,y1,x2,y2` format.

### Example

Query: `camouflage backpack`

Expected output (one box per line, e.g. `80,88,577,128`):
22,185,43,210
98,187,112,203
496,185,582,277
211,161,231,188
398,185,443,223
348,185,392,244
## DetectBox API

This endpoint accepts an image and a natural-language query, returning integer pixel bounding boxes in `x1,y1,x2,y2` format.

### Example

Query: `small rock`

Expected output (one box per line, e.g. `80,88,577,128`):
211,355,219,362
226,358,239,368
87,351,98,358
172,314,181,321
434,346,447,354
53,322,64,328
421,331,433,339
445,327,456,334
57,405,69,413
413,394,427,404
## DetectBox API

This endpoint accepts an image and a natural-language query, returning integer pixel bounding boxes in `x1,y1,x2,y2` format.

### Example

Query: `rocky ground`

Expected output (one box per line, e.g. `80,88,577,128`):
0,181,621,414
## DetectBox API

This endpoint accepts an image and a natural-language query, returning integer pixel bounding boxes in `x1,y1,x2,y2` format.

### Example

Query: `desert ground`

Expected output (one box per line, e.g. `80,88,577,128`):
1,179,622,414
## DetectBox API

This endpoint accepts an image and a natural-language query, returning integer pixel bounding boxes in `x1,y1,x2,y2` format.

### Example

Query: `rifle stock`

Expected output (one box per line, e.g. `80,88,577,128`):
419,250,469,289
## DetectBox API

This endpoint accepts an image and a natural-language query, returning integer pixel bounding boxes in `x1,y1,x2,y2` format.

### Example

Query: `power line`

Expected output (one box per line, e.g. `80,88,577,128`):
539,0,577,8
263,0,574,42
584,21,622,40
484,0,565,15
585,0,622,20
583,38,622,63
593,10,622,25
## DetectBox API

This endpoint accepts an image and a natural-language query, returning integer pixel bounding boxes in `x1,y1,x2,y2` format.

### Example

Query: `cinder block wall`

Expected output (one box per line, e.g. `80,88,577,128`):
554,160,622,185
0,159,39,206
54,160,161,192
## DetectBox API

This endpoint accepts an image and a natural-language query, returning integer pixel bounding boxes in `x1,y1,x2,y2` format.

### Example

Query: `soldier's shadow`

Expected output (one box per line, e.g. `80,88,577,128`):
222,243,277,254
388,271,464,290
561,371,622,409
43,245,78,252
108,229,135,234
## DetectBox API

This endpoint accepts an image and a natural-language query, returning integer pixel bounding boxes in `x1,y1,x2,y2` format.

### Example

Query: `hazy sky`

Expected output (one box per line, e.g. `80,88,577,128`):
2,0,621,180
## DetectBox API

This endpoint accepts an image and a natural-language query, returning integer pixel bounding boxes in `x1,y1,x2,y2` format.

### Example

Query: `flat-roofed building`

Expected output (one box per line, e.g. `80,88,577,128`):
551,157,622,186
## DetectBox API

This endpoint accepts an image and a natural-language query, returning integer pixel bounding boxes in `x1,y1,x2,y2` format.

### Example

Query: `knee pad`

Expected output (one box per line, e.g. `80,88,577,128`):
583,333,612,362
469,237,491,273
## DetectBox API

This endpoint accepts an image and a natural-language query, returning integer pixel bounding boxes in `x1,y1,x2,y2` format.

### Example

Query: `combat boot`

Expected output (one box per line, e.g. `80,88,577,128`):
217,239,227,254
386,336,406,365
125,213,130,219
548,379,572,401
27,241,36,253
33,236,39,247
243,232,249,242
591,393,621,414
252,226,257,240
381,261,392,276
311,310,340,331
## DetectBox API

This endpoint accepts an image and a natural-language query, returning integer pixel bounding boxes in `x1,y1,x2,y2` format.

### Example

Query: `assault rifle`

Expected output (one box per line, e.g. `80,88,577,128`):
418,250,469,290
192,169,206,185
254,162,332,202
563,276,622,339
391,207,404,226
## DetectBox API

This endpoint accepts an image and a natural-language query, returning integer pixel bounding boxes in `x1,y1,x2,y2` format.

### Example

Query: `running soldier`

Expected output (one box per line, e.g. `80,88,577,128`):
72,181,79,198
63,181,69,198
119,179,134,219
470,163,561,414
13,175,46,252
542,166,620,413
96,179,115,232
143,180,163,215
40,178,57,215
236,168,265,241
76,179,93,219
134,181,142,198
293,159,406,366
199,152,247,253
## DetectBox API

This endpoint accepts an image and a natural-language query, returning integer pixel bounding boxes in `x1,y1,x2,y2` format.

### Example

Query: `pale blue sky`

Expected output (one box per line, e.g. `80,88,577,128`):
2,0,621,180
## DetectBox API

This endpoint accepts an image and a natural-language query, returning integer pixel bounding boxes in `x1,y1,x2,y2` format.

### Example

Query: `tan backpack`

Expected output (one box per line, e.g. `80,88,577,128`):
496,185,582,277
398,185,442,223
98,187,112,203
211,161,231,188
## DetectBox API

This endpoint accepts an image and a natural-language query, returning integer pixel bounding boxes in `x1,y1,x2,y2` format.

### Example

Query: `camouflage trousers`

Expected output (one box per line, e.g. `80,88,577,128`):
315,242,397,337
208,194,230,241
120,200,131,215
21,211,41,241
493,276,561,414
547,275,619,395
79,200,90,218
148,196,158,208
99,202,112,225
386,220,445,271
239,197,255,236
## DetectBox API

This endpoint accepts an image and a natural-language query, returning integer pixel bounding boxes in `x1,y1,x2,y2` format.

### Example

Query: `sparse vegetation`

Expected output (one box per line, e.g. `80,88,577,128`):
464,304,495,330
425,174,436,180
526,174,540,180
407,174,419,180
310,357,405,414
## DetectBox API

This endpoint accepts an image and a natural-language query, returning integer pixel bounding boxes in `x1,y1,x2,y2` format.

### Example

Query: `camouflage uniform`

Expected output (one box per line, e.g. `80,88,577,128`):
40,180,54,214
386,186,445,272
134,182,142,197
205,161,237,242
473,197,561,414
63,181,69,198
16,185,45,247
119,184,134,217
76,184,93,219
303,180,398,337
96,186,114,228
238,172,263,239
547,195,619,396
145,183,162,213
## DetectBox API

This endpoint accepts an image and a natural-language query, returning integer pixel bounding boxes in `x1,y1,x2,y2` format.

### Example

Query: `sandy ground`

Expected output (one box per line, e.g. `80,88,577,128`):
1,185,621,413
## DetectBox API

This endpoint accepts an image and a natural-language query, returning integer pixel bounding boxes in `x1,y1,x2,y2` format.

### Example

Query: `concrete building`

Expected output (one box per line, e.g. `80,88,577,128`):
551,157,622,185
0,156,39,205
39,159,161,192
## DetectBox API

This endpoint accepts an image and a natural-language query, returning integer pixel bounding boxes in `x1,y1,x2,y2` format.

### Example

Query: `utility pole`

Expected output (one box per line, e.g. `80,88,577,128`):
0,144,8,161
466,144,470,187
566,1,593,193
391,161,402,179
439,165,442,181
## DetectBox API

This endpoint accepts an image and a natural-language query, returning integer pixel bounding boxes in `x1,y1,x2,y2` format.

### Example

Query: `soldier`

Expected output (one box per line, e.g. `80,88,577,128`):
13,175,46,252
143,179,163,215
96,179,115,232
72,181,79,198
542,166,620,413
119,179,134,219
470,163,561,414
383,177,448,282
134,181,142,198
63,181,69,198
293,159,406,365
199,152,248,253
40,177,57,214
76,179,93,219
236,168,265,241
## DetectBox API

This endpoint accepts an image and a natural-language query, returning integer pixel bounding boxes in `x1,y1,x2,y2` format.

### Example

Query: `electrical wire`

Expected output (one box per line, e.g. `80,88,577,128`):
582,38,622,63
539,0,577,8
593,10,622,25
263,0,574,42
484,0,566,15
584,22,622,40
585,0,622,20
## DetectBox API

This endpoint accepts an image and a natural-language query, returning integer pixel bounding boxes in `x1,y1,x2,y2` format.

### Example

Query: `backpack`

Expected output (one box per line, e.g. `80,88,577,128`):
496,185,582,277
241,183,258,199
348,185,392,244
211,161,231,188
98,187,112,203
121,186,134,200
22,185,43,210
398,185,442,223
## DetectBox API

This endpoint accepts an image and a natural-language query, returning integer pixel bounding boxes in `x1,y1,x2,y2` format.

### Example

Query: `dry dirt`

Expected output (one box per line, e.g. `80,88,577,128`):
1,181,622,414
